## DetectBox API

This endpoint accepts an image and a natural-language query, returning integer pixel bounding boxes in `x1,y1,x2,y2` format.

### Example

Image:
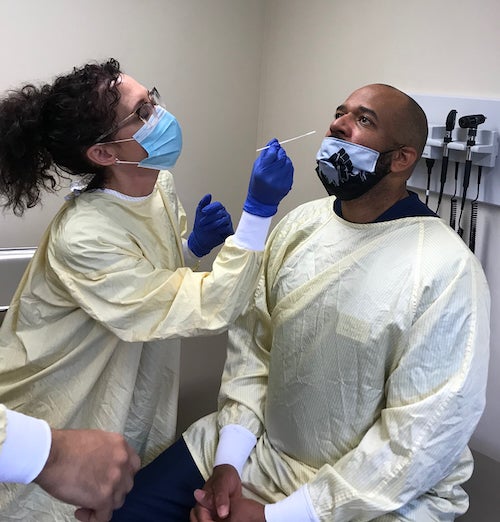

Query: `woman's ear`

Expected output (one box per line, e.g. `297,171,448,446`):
390,146,418,174
86,144,116,167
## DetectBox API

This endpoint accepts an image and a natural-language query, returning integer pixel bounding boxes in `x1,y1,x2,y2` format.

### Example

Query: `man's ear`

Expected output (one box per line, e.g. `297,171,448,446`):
86,144,116,167
390,146,418,174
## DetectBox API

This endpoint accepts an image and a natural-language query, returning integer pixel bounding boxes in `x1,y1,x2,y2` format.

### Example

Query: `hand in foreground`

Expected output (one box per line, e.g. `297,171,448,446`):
188,194,234,257
190,464,242,521
244,139,294,217
191,496,265,522
34,429,141,522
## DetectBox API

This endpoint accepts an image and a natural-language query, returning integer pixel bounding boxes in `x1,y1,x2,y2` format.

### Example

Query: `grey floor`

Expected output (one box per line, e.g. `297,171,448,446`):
458,450,500,521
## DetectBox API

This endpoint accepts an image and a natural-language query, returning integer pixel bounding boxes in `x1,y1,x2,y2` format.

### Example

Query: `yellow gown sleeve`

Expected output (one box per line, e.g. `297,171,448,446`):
48,230,262,342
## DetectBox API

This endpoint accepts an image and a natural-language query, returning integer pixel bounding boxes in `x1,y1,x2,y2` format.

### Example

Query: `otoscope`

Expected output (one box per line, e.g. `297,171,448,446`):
457,114,486,238
436,109,457,214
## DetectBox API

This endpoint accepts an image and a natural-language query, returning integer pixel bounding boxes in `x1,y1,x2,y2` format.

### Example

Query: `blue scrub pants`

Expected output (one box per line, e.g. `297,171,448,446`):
111,437,204,521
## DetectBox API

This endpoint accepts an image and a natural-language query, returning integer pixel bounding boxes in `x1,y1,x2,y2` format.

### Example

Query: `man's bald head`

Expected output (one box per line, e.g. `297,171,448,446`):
362,84,428,158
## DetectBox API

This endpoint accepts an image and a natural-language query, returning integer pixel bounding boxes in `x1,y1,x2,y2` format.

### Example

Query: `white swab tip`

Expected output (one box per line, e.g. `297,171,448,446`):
256,131,316,152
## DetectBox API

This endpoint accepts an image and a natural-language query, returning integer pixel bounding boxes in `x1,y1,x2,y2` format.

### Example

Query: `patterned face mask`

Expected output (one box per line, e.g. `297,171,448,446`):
315,137,394,200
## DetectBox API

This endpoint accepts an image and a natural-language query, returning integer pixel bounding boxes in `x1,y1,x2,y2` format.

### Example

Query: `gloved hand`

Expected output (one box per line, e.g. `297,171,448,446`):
188,194,234,257
243,138,294,217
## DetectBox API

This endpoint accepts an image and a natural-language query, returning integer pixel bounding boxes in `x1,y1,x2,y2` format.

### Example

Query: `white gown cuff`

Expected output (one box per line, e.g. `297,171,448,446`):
0,409,51,484
182,238,201,267
214,424,257,477
233,212,272,251
264,485,320,522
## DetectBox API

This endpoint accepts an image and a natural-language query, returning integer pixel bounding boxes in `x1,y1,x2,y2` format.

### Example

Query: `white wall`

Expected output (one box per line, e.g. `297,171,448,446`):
258,0,500,462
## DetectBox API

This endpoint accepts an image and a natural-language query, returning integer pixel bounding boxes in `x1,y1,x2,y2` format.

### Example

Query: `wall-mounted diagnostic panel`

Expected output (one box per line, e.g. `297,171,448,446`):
408,94,500,252
410,94,500,205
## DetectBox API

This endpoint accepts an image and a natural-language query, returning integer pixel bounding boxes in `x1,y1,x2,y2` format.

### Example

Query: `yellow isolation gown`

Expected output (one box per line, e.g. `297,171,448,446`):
0,170,263,520
185,195,490,521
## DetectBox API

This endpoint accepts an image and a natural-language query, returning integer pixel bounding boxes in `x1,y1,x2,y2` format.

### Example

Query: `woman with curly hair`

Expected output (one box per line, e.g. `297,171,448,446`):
0,58,293,520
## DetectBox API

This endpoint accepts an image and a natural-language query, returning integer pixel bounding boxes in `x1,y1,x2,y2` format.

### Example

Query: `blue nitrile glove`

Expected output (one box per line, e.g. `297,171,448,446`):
188,194,234,257
243,138,294,217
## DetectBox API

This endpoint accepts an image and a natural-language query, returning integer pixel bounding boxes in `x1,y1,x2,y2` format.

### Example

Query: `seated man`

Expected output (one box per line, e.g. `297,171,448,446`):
112,84,490,522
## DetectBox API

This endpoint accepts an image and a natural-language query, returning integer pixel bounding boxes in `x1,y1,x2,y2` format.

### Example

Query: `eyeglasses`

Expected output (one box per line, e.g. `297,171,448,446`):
95,87,163,144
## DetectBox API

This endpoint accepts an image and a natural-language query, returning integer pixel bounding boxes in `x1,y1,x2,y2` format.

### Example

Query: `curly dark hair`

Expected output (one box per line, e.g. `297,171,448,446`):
0,58,122,215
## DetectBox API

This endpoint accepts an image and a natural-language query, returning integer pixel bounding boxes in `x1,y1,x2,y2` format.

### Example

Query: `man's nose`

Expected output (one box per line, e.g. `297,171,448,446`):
328,114,351,139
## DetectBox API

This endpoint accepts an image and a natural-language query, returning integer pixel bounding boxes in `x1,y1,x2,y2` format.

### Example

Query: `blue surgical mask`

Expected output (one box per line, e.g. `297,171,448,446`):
315,137,393,200
115,106,183,170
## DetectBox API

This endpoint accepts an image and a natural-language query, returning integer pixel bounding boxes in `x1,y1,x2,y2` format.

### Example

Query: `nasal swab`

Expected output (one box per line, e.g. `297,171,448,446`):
256,130,316,152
